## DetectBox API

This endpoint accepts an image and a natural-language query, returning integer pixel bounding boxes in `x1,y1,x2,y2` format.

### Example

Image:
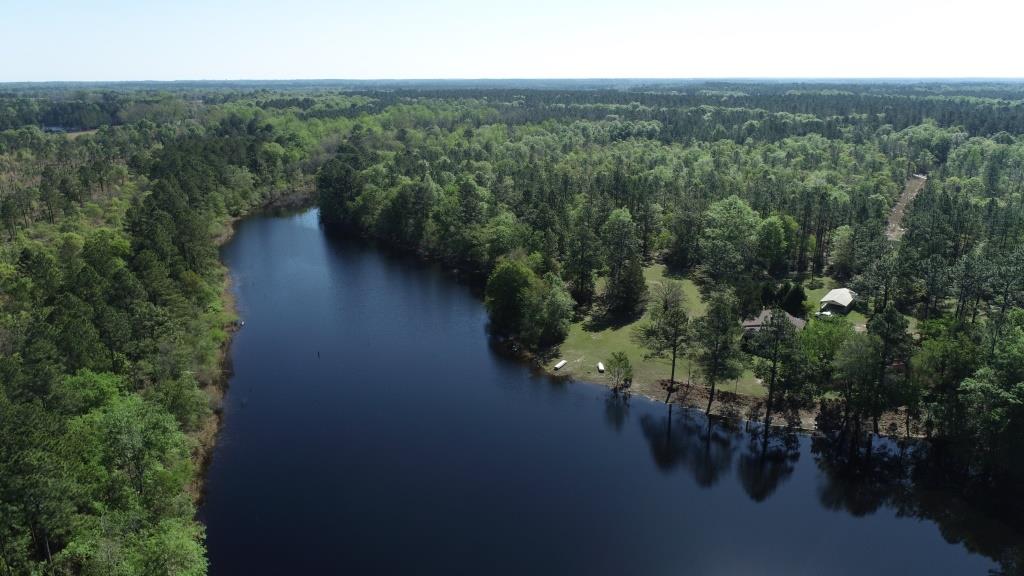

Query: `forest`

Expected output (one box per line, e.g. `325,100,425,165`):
1,81,1023,574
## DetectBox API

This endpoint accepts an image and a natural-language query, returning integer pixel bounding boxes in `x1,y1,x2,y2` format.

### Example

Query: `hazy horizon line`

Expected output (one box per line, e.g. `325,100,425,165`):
4,76,1024,85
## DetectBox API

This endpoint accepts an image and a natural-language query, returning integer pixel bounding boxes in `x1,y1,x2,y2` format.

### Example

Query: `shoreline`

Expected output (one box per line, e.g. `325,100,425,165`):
539,363,921,439
495,334,823,434
188,264,238,502
194,196,916,502
191,188,315,503
539,357,815,432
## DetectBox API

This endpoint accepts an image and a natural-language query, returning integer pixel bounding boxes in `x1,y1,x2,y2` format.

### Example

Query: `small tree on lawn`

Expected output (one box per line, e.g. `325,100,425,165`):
634,281,691,402
606,352,633,393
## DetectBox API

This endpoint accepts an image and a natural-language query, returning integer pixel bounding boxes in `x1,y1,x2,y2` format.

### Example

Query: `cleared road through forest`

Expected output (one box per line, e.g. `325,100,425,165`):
887,174,927,240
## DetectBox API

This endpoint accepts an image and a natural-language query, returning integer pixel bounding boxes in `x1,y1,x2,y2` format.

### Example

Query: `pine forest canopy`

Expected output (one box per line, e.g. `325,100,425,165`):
0,80,1023,574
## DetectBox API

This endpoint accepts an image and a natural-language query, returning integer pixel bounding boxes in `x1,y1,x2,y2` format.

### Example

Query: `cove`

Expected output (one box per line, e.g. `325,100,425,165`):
199,208,1006,575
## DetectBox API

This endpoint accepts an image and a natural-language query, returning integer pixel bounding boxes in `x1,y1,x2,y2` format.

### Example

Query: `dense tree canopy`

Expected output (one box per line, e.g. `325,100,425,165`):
1,80,1024,573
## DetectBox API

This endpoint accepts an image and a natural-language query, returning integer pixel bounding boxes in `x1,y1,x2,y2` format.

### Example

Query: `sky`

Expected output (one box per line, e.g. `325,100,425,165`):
2,0,1022,82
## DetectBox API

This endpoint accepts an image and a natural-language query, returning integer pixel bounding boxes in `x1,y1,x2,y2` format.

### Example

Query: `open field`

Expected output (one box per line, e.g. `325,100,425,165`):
552,264,762,401
552,267,919,401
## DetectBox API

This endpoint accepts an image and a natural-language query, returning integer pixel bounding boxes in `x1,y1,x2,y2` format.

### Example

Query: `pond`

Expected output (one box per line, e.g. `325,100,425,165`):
199,208,1009,575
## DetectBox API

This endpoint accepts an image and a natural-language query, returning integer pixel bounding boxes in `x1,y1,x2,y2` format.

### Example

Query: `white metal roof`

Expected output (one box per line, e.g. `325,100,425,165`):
820,288,856,308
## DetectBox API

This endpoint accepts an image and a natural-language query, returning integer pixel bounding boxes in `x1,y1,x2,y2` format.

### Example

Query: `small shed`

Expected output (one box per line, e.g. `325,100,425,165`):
819,288,857,314
597,362,605,373
741,308,806,332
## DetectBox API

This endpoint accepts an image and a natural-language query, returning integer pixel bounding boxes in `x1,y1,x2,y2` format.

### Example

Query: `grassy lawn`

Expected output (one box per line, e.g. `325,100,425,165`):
803,276,867,326
804,276,918,333
555,268,922,401
553,264,763,399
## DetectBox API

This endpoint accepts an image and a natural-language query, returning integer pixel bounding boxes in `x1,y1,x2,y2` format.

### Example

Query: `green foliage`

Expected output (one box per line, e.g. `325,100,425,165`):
51,370,125,415
749,308,805,426
602,208,647,317
698,196,760,283
829,225,855,279
484,258,574,350
634,281,690,387
606,351,633,391
868,303,911,366
779,283,807,319
3,81,1024,573
317,157,361,225
957,369,1024,476
756,215,790,275
485,258,536,335
834,332,885,419
0,101,309,573
797,316,852,389
666,209,701,271
564,199,602,304
143,376,210,433
521,272,575,348
694,290,744,412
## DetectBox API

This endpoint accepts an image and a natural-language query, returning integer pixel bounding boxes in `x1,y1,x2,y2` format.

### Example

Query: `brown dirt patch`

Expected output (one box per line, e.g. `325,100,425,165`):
886,175,927,241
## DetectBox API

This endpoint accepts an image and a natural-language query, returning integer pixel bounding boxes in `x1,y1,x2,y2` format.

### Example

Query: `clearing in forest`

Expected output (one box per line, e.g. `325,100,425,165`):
886,175,927,241
552,264,763,401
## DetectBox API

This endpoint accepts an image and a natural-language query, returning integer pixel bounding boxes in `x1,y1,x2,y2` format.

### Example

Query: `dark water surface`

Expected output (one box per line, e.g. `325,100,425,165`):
200,209,1003,575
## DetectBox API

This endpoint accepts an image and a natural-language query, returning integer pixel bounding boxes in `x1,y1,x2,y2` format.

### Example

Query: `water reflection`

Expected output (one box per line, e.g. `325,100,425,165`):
632,392,1022,573
637,400,801,500
604,390,631,433
205,209,1017,575
738,429,800,503
639,405,739,487
812,432,912,517
810,429,1024,575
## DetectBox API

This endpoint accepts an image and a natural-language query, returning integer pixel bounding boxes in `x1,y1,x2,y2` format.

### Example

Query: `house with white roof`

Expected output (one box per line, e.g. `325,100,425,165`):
819,288,857,315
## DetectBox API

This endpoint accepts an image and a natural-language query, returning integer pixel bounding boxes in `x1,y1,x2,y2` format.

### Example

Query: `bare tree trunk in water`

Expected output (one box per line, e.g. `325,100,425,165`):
665,403,673,440
704,417,714,465
761,418,771,455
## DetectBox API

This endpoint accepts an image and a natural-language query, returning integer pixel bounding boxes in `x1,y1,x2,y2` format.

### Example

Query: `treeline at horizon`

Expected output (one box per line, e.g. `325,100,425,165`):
5,79,1024,134
1,82,1022,574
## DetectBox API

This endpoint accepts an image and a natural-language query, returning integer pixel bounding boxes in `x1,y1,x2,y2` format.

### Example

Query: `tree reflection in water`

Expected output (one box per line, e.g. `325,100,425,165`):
639,401,802,499
635,399,1022,574
811,427,1024,575
738,427,801,503
604,390,631,433
639,405,740,488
